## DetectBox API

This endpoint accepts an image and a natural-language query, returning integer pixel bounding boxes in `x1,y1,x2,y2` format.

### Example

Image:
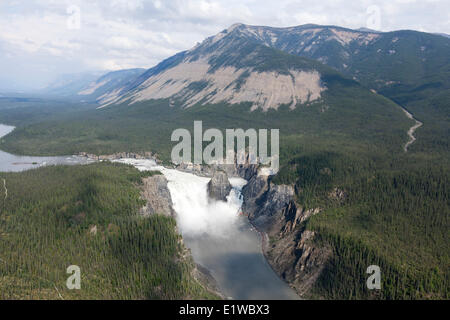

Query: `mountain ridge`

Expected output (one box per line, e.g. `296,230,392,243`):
99,24,378,111
42,68,146,104
99,23,449,116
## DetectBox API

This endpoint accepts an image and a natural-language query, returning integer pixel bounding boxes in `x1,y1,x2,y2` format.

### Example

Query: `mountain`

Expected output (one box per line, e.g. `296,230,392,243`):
77,68,145,104
43,72,105,97
101,24,392,113
104,24,449,112
43,68,145,103
115,22,445,153
208,24,450,94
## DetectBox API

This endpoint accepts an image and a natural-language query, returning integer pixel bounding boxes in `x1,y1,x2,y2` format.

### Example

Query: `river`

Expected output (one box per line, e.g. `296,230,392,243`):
400,107,423,152
0,124,94,172
115,158,299,300
0,123,299,300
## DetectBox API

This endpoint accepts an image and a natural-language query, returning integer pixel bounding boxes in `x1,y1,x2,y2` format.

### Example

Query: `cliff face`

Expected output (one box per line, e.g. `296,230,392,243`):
140,174,175,217
207,171,232,202
139,173,223,298
175,153,258,180
241,170,330,297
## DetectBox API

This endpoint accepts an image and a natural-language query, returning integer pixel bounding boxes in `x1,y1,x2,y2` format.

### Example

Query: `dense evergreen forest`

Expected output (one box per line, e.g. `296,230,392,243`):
0,163,215,299
273,147,449,299
0,90,448,299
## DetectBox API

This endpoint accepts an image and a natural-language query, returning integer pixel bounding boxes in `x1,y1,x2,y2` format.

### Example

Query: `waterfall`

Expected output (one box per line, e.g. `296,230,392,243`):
116,158,299,300
114,159,246,238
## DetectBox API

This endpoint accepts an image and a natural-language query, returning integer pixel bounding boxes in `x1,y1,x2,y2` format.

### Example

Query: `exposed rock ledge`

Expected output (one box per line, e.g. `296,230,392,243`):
139,172,223,298
207,171,232,202
241,173,330,298
140,174,175,217
175,153,258,179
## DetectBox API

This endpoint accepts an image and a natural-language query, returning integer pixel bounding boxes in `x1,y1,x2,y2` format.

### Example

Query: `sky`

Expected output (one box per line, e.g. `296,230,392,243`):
0,0,449,91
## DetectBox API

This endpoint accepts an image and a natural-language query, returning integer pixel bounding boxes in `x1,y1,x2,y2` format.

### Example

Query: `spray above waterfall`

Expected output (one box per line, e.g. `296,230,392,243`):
115,159,246,239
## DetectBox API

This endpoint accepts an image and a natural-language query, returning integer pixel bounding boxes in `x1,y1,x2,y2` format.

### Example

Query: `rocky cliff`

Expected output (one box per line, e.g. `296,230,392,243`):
241,170,330,297
207,170,232,202
140,174,175,217
139,173,224,298
175,152,258,180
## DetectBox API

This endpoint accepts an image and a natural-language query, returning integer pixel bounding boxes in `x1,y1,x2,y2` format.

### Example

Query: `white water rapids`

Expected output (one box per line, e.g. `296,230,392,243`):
115,158,299,300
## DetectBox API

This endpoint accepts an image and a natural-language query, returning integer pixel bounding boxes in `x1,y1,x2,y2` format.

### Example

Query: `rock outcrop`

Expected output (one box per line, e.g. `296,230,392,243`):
207,171,232,202
140,174,175,217
175,152,259,180
241,170,329,298
139,172,223,298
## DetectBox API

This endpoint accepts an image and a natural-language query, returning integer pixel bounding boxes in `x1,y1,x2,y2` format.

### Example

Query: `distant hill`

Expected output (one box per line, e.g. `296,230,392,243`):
435,33,450,39
42,69,146,103
43,72,105,97
77,68,146,104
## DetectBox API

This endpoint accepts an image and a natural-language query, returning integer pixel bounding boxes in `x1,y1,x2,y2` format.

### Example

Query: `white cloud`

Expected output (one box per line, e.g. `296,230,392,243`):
0,0,448,90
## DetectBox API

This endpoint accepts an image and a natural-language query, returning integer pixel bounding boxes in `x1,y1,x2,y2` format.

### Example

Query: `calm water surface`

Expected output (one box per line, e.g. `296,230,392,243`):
0,124,93,172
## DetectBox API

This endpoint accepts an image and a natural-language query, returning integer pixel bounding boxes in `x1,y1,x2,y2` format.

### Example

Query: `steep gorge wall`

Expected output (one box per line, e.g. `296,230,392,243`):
240,169,331,297
139,173,223,298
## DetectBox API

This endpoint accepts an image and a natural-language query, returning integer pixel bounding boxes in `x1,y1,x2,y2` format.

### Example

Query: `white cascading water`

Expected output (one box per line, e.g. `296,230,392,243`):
115,158,299,300
163,170,247,239
115,159,246,238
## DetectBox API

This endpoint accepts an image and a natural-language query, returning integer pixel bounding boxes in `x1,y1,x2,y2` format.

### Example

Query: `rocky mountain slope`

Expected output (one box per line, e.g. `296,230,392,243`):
100,25,383,111
102,24,449,112
78,68,145,104
222,23,450,93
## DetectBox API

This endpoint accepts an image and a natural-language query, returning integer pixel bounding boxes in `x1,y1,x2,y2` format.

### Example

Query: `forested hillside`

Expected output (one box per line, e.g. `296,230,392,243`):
273,146,449,299
0,163,215,299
